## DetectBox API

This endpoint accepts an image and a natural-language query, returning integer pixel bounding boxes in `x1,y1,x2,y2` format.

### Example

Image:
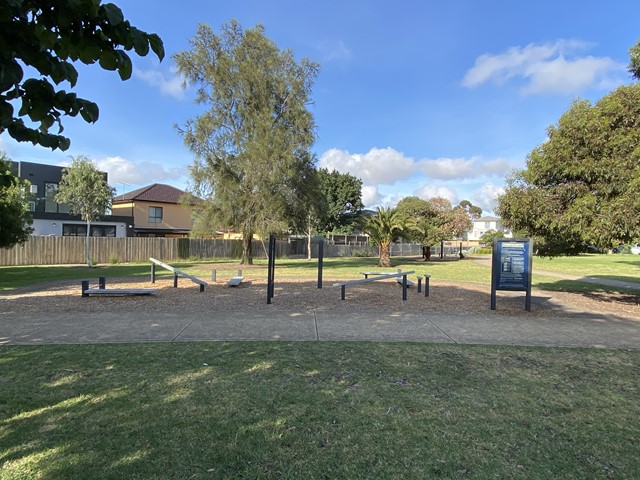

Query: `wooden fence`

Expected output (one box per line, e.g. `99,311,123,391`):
0,237,430,266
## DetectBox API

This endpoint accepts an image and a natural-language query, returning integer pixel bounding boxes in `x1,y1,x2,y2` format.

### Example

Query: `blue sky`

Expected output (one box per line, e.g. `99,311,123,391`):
3,0,639,214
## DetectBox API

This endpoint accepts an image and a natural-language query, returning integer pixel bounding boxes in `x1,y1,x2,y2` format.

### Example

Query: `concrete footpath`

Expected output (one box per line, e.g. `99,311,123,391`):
1,306,639,349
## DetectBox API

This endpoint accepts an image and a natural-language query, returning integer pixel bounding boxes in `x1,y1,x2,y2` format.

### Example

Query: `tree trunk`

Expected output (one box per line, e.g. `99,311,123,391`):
379,241,391,267
86,220,91,267
241,230,253,265
425,245,432,261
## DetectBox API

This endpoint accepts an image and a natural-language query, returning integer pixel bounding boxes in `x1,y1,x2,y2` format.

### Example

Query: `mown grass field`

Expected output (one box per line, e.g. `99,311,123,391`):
1,342,639,480
2,253,639,293
1,255,639,478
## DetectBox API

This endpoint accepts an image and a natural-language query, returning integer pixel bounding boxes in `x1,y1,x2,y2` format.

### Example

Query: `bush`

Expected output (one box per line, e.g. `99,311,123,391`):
108,254,119,264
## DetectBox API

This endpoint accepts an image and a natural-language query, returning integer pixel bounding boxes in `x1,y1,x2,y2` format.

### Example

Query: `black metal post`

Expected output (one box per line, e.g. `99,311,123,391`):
98,277,105,289
173,272,178,288
417,277,422,293
267,234,276,304
424,275,430,297
270,234,276,300
151,263,156,283
402,274,407,301
317,239,324,288
81,280,89,297
341,285,346,300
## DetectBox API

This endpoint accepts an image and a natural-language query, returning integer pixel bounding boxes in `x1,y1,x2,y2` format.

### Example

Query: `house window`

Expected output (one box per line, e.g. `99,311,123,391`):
63,224,87,237
44,182,58,213
44,182,71,213
484,221,491,229
149,206,163,224
91,225,116,237
63,224,117,237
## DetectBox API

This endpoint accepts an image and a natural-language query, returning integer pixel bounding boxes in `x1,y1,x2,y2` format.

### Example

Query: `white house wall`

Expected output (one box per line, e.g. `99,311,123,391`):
31,220,129,238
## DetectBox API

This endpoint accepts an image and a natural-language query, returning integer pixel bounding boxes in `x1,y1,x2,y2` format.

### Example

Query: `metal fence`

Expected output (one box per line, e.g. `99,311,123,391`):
0,236,430,266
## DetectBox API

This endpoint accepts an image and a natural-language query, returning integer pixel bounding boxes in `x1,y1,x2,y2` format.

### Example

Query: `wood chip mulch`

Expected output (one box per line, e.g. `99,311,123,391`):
2,274,639,321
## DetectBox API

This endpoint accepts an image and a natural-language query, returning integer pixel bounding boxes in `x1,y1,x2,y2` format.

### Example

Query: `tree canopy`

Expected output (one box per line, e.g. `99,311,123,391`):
458,200,483,219
497,83,640,255
0,152,33,249
175,21,319,264
0,0,164,151
629,39,640,80
395,196,472,259
314,168,364,234
55,155,114,266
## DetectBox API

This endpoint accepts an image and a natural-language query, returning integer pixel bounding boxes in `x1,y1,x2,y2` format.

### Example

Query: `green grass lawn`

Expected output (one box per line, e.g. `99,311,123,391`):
1,342,638,480
2,254,638,295
534,254,640,282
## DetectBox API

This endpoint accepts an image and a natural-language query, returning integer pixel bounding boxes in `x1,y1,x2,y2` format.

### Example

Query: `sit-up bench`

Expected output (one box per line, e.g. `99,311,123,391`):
81,277,156,297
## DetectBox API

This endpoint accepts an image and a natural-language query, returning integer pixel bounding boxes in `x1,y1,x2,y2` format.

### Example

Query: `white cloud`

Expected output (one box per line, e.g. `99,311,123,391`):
482,158,512,176
94,156,187,187
134,67,185,100
418,156,512,180
361,185,382,208
418,157,476,180
317,39,352,61
471,182,505,213
413,185,458,204
462,40,625,95
319,147,415,185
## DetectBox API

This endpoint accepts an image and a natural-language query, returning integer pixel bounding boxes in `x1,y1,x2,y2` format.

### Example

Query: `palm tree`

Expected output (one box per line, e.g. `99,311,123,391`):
364,207,415,267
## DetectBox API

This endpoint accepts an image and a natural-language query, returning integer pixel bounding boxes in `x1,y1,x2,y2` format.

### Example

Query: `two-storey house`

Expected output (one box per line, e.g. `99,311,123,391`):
10,161,133,237
111,183,197,237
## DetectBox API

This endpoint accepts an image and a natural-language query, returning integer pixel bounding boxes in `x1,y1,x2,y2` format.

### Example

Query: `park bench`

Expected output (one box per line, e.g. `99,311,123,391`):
149,257,208,292
81,277,157,297
360,271,416,287
334,270,415,301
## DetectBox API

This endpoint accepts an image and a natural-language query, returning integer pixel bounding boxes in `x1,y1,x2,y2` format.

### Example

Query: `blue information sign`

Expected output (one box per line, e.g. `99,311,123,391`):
491,238,533,311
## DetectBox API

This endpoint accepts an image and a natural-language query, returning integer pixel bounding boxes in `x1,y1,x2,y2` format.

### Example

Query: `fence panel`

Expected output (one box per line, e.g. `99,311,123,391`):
0,236,426,266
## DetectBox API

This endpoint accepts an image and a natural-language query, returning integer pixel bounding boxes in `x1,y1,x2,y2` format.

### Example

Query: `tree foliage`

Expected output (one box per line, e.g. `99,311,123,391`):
175,21,319,264
0,152,33,249
479,229,504,247
0,0,164,151
395,196,472,260
629,39,640,80
497,83,640,255
55,155,114,266
364,207,414,267
458,199,483,219
314,168,364,234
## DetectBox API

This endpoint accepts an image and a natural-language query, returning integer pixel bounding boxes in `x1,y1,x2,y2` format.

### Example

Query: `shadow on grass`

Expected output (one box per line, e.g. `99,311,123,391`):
535,278,640,300
1,342,640,479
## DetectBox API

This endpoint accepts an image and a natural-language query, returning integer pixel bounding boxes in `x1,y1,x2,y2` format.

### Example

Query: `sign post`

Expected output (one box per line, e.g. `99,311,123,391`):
490,238,533,311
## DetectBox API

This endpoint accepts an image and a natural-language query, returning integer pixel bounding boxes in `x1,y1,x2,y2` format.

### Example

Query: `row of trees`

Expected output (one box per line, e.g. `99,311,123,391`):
363,199,479,267
175,22,484,266
17,7,639,264
1,13,481,270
